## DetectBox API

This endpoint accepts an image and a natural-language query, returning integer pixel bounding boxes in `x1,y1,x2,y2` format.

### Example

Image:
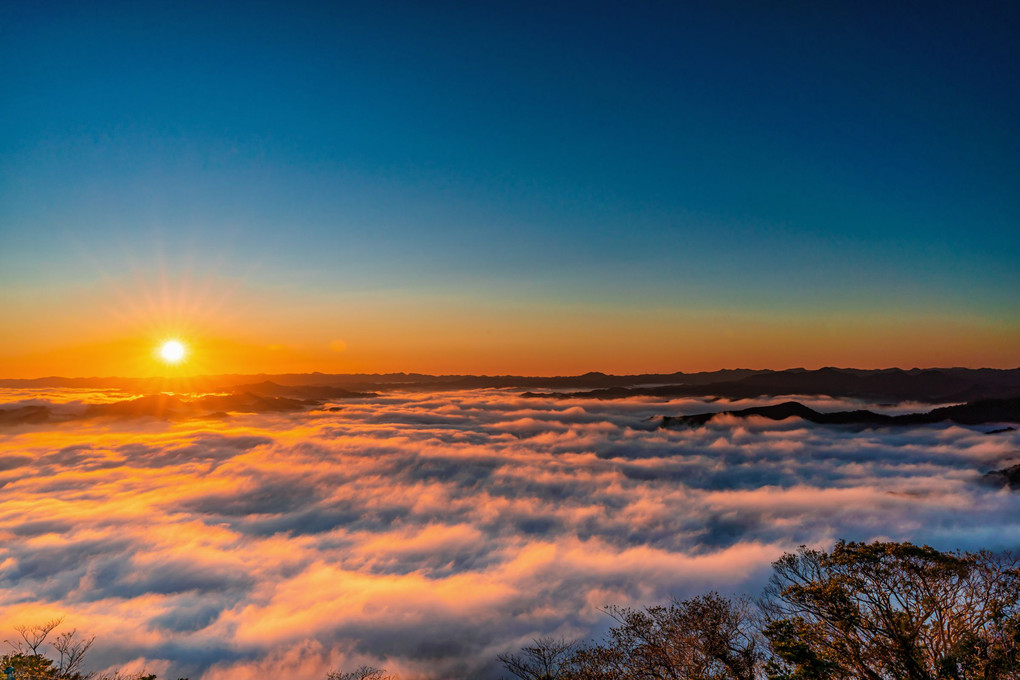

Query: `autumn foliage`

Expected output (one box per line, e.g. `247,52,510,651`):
499,541,1020,680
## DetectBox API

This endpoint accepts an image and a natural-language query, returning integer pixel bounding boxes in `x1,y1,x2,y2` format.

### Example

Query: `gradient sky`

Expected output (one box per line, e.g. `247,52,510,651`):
2,1,1018,377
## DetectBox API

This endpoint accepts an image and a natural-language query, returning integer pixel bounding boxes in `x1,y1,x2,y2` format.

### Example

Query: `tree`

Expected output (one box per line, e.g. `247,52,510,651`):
10,619,63,657
325,666,395,680
499,593,763,680
0,652,60,680
571,593,763,680
2,619,184,680
761,541,1020,680
51,628,95,680
498,637,575,680
4,617,71,680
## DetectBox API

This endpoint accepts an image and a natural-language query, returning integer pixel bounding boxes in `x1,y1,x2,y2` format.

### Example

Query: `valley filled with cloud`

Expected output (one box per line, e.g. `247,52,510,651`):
1,388,1018,679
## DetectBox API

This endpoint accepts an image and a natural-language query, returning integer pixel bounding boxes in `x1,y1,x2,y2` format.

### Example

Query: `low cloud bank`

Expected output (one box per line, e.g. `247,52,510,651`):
0,389,1018,679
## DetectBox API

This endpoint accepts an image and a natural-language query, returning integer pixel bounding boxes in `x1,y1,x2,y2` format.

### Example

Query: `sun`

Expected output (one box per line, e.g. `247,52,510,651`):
159,340,187,364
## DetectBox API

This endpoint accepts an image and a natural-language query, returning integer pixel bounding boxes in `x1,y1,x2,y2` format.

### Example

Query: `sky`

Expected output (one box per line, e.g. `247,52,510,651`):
2,0,1018,377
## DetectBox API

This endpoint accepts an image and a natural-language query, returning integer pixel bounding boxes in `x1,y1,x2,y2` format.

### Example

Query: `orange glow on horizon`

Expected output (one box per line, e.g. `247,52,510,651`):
0,310,1017,379
0,266,1017,379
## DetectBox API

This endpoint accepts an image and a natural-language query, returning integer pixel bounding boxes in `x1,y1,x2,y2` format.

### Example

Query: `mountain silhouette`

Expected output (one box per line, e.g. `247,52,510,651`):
661,397,1020,429
0,405,50,426
231,381,377,400
83,392,311,419
526,367,1020,403
984,463,1020,490
4,367,1018,401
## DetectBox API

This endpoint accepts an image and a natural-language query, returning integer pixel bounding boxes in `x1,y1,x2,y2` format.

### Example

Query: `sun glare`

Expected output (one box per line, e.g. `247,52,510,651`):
159,340,187,364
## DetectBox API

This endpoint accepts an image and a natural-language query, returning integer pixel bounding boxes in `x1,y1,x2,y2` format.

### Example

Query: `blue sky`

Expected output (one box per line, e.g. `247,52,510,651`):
1,1,1018,373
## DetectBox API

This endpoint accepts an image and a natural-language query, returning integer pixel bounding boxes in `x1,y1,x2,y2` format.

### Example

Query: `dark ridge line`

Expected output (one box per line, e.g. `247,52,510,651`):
984,463,1020,490
0,383,378,426
659,397,1020,429
522,367,1020,403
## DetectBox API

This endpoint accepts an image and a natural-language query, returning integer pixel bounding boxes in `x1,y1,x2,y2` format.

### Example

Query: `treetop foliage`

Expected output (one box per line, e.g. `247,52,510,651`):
761,540,1020,680
500,541,1020,680
0,618,182,680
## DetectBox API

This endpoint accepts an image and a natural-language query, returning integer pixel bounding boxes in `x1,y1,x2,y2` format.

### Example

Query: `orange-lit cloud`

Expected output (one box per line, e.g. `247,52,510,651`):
0,389,1017,678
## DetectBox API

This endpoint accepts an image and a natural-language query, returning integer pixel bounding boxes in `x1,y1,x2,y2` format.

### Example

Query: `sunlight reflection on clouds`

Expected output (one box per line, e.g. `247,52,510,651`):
0,389,1018,679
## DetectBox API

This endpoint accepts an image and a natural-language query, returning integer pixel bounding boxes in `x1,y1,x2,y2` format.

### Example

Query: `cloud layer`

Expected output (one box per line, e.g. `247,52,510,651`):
1,388,1018,679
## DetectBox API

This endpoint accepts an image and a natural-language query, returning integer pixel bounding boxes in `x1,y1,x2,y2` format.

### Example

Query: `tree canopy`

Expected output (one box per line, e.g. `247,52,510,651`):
500,541,1020,680
762,541,1020,680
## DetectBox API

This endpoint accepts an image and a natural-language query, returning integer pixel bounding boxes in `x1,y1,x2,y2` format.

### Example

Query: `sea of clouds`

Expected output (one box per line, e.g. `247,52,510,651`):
1,388,1018,679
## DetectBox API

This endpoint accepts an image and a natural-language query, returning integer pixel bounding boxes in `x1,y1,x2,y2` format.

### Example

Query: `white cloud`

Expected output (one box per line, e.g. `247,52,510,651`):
0,389,1017,678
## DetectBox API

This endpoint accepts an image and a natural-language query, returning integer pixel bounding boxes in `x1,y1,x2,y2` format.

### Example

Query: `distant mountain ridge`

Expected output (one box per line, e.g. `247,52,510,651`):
231,381,377,400
660,396,1020,429
4,377,1020,433
0,381,373,426
0,368,763,392
3,367,1019,403
524,367,1020,403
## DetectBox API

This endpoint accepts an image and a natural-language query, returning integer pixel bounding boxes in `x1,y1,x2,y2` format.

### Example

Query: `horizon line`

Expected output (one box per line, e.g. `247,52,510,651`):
3,365,1020,383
